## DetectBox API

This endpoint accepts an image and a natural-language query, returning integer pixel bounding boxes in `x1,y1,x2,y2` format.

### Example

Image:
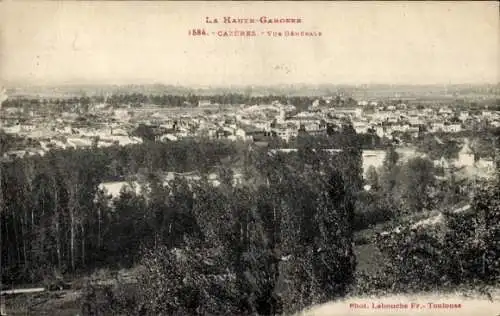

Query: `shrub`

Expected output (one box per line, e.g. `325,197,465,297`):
374,183,500,292
136,245,243,315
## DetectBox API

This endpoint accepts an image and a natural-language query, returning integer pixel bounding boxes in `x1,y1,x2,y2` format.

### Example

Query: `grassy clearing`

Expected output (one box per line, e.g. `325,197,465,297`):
2,291,81,316
354,243,386,274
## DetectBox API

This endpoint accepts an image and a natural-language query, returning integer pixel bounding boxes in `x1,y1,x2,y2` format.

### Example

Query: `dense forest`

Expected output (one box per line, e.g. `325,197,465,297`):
0,128,363,314
0,138,244,279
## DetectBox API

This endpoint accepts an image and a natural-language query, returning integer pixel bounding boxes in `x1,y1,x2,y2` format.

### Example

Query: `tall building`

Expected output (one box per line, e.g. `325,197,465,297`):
0,87,7,109
277,103,286,124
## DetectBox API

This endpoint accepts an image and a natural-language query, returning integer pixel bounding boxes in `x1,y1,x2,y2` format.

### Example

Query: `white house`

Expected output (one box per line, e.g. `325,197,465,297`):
234,128,249,140
438,107,453,115
459,111,470,121
443,123,462,133
111,128,128,136
3,124,21,134
408,117,424,126
391,124,410,133
114,109,130,121
491,121,500,128
476,158,494,170
273,127,298,142
198,100,212,107
160,134,178,142
430,122,445,133
353,122,369,134
434,156,450,169
20,124,36,132
66,137,93,148
374,126,385,139
454,141,475,168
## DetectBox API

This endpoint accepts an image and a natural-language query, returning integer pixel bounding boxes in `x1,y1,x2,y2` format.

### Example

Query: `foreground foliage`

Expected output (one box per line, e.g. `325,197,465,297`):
367,181,500,294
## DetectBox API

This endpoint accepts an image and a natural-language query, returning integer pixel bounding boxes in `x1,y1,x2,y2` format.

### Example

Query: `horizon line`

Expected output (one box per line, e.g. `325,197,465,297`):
3,81,499,89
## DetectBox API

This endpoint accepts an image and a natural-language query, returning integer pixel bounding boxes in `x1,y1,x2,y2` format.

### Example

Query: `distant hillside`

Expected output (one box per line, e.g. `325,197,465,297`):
4,83,500,100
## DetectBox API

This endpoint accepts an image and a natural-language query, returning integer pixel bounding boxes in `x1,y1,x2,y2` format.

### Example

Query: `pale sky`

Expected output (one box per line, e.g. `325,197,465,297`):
1,1,499,86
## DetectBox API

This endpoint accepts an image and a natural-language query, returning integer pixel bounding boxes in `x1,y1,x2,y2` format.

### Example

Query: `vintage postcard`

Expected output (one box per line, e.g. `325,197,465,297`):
0,1,499,315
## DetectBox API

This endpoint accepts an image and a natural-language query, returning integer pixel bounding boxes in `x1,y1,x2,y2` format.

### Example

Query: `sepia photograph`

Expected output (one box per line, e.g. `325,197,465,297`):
0,1,499,315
